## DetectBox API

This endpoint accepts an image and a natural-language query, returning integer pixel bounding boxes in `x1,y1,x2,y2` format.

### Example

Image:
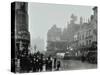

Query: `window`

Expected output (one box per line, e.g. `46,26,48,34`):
82,42,84,46
86,31,88,37
89,30,91,36
79,34,81,40
82,34,84,40
89,40,91,45
86,40,88,45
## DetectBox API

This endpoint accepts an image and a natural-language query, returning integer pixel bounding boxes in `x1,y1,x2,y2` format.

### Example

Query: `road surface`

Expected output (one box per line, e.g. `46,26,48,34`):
60,59,97,71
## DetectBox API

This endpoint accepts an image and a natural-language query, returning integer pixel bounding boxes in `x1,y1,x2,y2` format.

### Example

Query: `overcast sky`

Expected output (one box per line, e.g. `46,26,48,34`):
28,2,93,50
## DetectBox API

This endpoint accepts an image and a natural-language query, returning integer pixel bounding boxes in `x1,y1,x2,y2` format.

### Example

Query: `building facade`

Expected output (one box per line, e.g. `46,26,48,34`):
15,2,30,57
47,24,62,50
47,25,68,56
71,7,97,56
61,14,80,41
11,2,30,72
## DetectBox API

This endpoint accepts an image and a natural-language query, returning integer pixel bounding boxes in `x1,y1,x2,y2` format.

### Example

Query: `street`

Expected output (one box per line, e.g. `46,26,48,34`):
60,59,97,70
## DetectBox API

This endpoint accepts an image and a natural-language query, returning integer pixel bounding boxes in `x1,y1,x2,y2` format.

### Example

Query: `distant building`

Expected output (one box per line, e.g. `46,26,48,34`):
47,25,68,56
47,24,62,51
47,24,62,41
61,14,80,41
46,14,80,56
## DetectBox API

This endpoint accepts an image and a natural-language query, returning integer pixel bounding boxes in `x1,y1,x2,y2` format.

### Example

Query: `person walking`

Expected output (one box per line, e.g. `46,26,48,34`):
56,60,61,71
54,58,57,70
45,58,48,71
48,56,52,71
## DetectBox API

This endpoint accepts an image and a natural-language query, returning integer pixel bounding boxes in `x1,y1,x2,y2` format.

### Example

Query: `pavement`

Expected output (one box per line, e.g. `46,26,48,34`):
60,59,97,70
41,59,97,72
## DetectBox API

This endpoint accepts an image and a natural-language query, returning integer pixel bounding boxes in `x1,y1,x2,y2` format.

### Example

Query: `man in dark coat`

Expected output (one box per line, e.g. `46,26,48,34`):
54,58,57,70
56,60,61,70
47,56,52,71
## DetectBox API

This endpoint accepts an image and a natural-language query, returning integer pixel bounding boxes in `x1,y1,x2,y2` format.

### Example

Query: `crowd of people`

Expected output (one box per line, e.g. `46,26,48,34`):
19,51,61,72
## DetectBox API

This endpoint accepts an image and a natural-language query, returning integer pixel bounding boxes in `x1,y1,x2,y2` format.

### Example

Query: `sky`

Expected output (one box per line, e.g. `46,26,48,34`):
28,2,93,50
